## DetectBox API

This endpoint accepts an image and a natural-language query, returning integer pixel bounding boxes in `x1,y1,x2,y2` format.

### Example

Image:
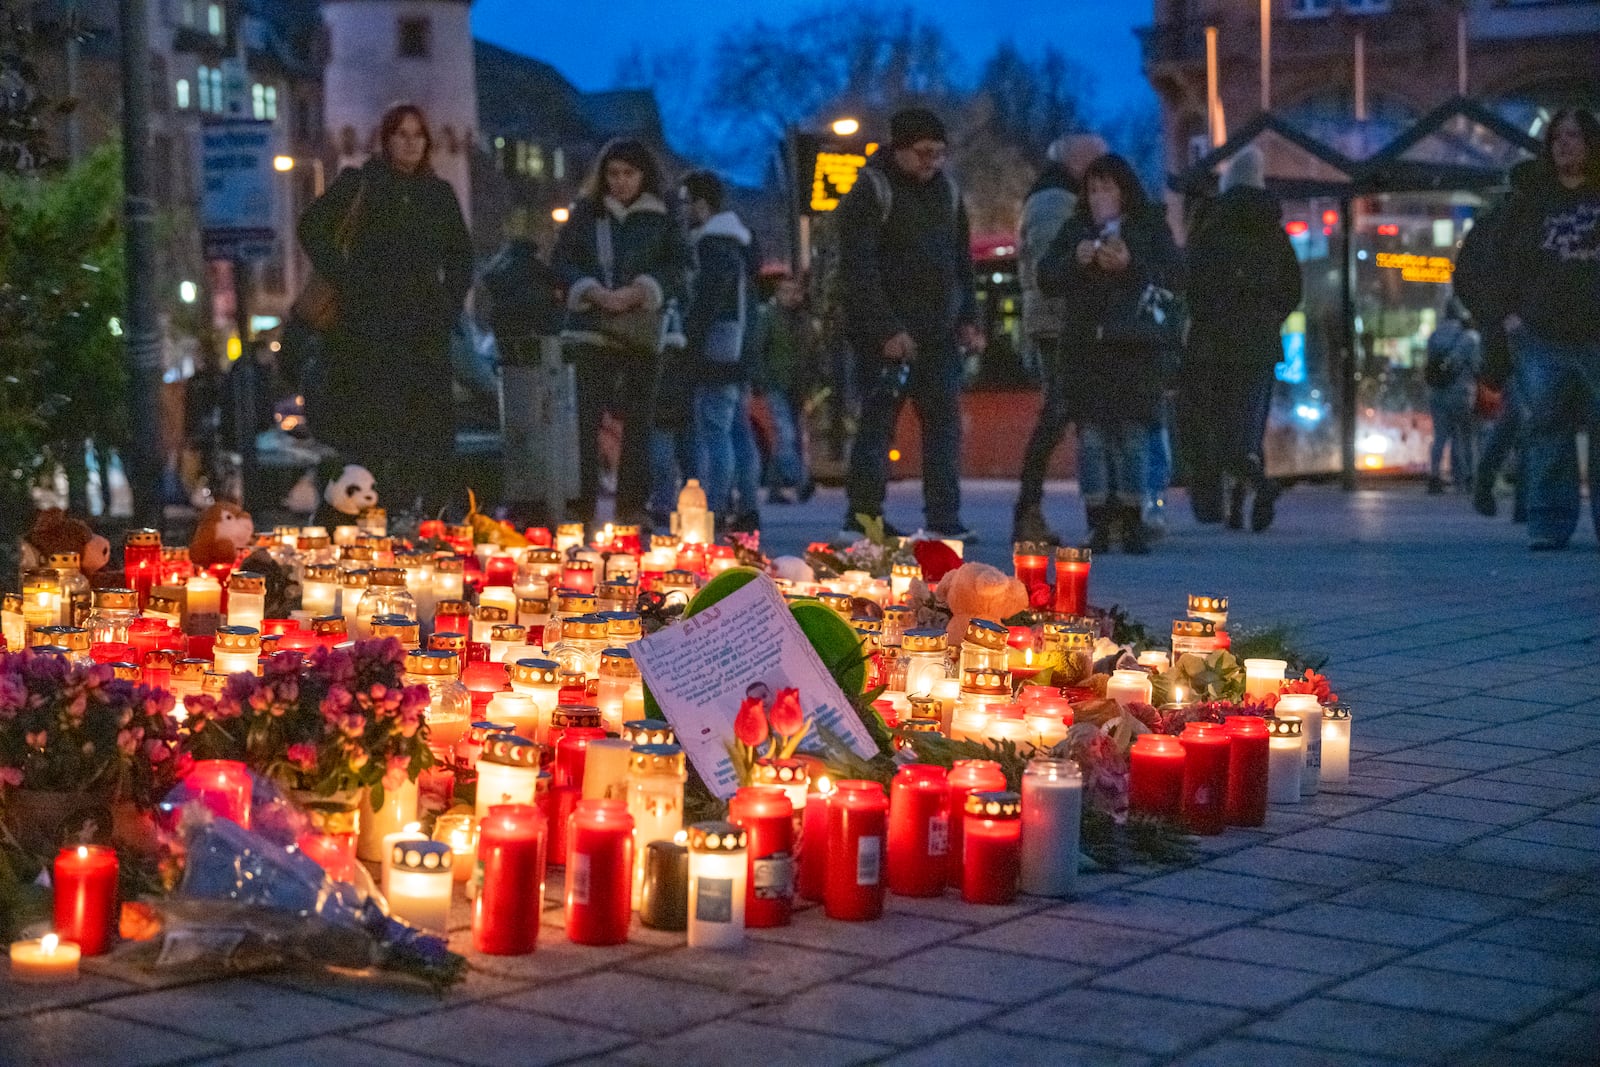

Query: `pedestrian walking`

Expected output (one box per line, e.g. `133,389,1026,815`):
296,102,473,515
838,107,985,541
1180,146,1302,532
747,274,819,504
1012,133,1107,545
551,138,691,527
1480,109,1600,550
1423,300,1483,494
679,170,762,532
1037,154,1184,555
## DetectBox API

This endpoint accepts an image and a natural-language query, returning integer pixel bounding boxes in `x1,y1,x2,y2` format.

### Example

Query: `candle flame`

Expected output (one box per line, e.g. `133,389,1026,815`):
404,822,422,834
816,775,833,795
1024,648,1034,666
76,845,89,859
41,933,58,953
1174,685,1185,703
673,829,688,845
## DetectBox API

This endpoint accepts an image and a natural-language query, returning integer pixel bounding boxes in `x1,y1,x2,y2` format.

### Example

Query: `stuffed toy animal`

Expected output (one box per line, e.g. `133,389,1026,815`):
21,509,112,576
190,501,255,570
935,562,1028,644
313,461,378,529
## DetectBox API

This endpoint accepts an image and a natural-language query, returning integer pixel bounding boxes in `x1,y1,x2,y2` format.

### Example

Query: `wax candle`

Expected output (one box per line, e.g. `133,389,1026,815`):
476,735,547,818
509,657,562,740
432,557,465,605
1223,715,1270,826
1171,619,1217,658
1265,716,1304,804
461,659,510,719
959,618,1010,674
53,845,118,956
379,821,427,897
1129,734,1185,820
1106,669,1154,709
946,759,1008,888
485,692,538,740
1026,698,1073,749
1012,541,1049,591
1276,693,1323,796
887,763,950,898
639,836,690,930
824,780,888,922
627,743,687,905
433,812,479,884
889,561,919,602
9,932,80,983
1179,723,1231,835
1321,703,1352,783
1020,756,1082,897
555,522,585,555
623,719,677,748
211,625,261,676
1053,546,1091,615
225,571,266,631
796,776,833,901
359,777,419,862
686,821,747,948
729,786,794,928
184,759,253,827
1241,658,1288,701
184,571,221,636
548,704,603,751
1137,650,1170,671
384,840,453,933
124,528,162,609
566,798,634,946
340,569,371,636
484,554,517,589
474,803,546,955
930,678,961,732
961,791,1022,905
581,737,635,801
313,614,348,649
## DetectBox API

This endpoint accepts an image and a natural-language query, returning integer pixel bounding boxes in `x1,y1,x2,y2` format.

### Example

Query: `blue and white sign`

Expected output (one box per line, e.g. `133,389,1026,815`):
200,118,277,260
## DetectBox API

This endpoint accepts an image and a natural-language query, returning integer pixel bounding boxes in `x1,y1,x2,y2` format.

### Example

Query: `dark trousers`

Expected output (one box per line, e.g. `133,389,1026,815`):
1182,358,1276,513
1017,336,1069,510
845,345,962,530
572,342,660,524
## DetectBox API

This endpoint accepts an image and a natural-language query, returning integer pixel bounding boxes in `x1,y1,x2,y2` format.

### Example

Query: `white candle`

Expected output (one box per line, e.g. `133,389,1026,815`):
1276,693,1323,795
1244,658,1288,701
1137,650,1170,671
931,677,962,733
385,840,453,933
475,735,545,818
581,738,634,801
212,626,261,676
479,586,517,618
184,572,221,636
333,525,359,547
1106,669,1154,709
628,745,687,905
301,567,339,616
379,821,426,897
986,715,1030,746
9,933,80,983
1026,708,1070,750
1266,717,1304,804
226,577,265,632
687,822,747,949
1321,704,1352,783
358,777,419,862
509,658,562,742
1020,757,1082,898
950,705,994,743
485,692,538,739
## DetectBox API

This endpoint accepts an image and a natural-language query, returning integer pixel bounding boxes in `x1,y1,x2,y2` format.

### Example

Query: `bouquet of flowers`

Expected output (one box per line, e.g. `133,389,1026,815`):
727,686,814,786
182,639,434,807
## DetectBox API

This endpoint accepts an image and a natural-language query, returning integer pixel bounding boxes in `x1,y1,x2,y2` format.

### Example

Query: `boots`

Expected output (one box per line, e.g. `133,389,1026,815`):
1226,480,1247,530
1085,505,1113,554
1012,502,1060,545
1120,502,1152,555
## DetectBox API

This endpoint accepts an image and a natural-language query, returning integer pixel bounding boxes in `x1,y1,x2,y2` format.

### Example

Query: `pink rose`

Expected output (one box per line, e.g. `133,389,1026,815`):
287,742,318,771
382,754,410,792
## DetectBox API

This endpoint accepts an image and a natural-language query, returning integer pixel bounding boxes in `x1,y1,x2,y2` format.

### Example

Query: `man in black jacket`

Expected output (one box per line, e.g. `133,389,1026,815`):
838,108,984,540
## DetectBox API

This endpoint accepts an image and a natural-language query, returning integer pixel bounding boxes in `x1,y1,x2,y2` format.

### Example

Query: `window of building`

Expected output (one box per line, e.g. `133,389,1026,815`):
207,2,224,36
198,65,213,112
526,144,545,178
398,17,431,58
552,147,566,181
175,78,190,109
1286,0,1333,16
1343,0,1390,12
252,84,277,122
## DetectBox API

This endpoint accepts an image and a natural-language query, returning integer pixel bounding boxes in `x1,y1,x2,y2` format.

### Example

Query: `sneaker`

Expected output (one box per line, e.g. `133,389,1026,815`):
840,515,902,540
1011,504,1059,545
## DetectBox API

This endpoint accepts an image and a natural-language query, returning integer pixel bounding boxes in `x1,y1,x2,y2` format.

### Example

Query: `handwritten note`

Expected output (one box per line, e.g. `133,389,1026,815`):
631,575,876,798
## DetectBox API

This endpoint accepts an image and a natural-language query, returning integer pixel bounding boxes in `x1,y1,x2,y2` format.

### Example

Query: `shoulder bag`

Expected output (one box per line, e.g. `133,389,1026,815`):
592,216,665,357
293,176,367,334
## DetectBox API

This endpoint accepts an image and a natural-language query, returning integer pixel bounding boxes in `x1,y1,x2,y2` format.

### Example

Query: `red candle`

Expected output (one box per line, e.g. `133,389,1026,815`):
565,797,634,945
887,763,950,898
547,785,580,874
561,560,597,595
675,543,706,575
277,629,318,654
462,660,509,716
435,608,471,637
946,759,1007,888
1179,722,1232,835
547,705,602,752
141,648,174,691
554,726,607,791
485,555,517,588
184,759,253,827
1224,715,1270,827
961,791,1022,905
474,803,546,955
824,779,888,922
123,530,161,609
729,785,795,928
1130,734,1186,820
797,778,833,902
53,845,118,955
90,641,136,666
128,617,176,661
1053,546,1091,616
525,526,553,548
297,830,360,884
1012,542,1049,593
419,519,445,541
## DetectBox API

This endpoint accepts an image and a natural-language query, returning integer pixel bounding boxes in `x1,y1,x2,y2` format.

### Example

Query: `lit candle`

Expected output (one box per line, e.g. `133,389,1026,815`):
796,775,833,902
508,657,562,741
687,820,748,948
824,779,888,922
386,841,453,933
555,522,585,556
639,835,690,931
889,561,919,602
1129,734,1186,820
333,525,359,548
53,845,118,956
1243,658,1288,701
946,759,1007,889
1,591,25,652
961,791,1022,905
594,648,638,732
565,797,634,946
358,777,419,862
1179,723,1231,835
627,744,687,905
887,763,950,898
475,735,546,819
473,803,546,955
1137,650,1170,671
21,570,62,640
1025,698,1072,749
1321,703,1352,783
1052,546,1091,615
379,821,427,897
211,625,261,676
341,569,371,637
1276,693,1323,796
1020,756,1082,898
184,571,221,637
485,692,538,740
930,678,961,732
432,557,465,605
123,528,162,609
1106,669,1154,709
301,564,339,618
184,759,253,827
1223,716,1271,826
484,554,517,589
9,932,80,983
1265,716,1304,804
729,785,794,928
581,737,635,801
1171,619,1218,658
433,812,479,884
225,571,266,631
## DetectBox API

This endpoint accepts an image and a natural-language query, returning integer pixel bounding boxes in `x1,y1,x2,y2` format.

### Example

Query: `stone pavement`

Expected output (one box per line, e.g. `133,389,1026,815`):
3,482,1598,1067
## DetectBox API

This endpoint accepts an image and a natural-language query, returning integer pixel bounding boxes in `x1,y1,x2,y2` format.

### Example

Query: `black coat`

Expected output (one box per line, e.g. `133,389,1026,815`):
1038,204,1184,423
1184,185,1302,369
549,194,690,348
684,212,760,386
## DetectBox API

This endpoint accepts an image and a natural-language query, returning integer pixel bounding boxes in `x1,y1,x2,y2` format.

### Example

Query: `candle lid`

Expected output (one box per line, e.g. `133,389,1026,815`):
599,648,639,677
688,820,746,853
359,505,386,526
556,591,600,613
393,551,430,569
817,591,853,614
891,561,920,579
405,648,459,676
611,523,640,538
650,533,680,550
963,618,1008,650
202,670,229,693
303,563,339,583
365,567,403,588
657,570,697,589
603,611,642,638
434,556,465,575
882,604,916,623
754,757,808,786
469,719,516,740
1322,702,1352,721
621,720,675,746
1187,594,1229,615
1171,618,1216,638
965,790,1021,818
174,657,209,680
1055,545,1091,563
357,532,392,552
371,613,419,633
1012,540,1050,557
435,599,470,618
902,628,947,653
907,694,942,717
93,588,138,610
551,704,603,730
563,559,594,574
340,544,375,564
30,644,70,658
527,547,562,565
428,632,466,654
224,571,264,594
163,544,192,561
35,626,90,651
561,614,608,640
517,596,551,616
510,658,560,685
629,743,686,776
299,533,331,551
313,615,348,637
960,667,1011,695
143,648,177,670
214,625,261,651
476,604,510,623
145,592,182,617
480,734,544,767
1264,716,1302,737
108,662,141,682
125,528,161,547
850,614,882,634
900,716,941,733
340,569,370,589
490,623,527,643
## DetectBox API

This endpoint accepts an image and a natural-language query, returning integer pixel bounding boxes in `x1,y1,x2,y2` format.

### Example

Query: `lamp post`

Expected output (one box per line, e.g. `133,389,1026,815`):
119,0,163,526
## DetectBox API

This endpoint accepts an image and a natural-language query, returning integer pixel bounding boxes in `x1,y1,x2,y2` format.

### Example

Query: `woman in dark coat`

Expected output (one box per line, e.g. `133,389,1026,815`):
1038,154,1184,554
550,139,690,526
298,103,472,515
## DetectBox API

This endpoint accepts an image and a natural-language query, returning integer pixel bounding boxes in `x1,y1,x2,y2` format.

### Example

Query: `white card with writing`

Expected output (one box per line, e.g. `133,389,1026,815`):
631,575,877,798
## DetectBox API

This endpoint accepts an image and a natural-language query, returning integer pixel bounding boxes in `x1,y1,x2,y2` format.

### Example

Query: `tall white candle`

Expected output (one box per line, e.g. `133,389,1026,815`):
1276,694,1322,795
1321,704,1352,783
687,821,747,949
1020,757,1082,898
581,738,634,801
1243,658,1287,701
1106,669,1154,709
184,572,221,636
1265,717,1304,804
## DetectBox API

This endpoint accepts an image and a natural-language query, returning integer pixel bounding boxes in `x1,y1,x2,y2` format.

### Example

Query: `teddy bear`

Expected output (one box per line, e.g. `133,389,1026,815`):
190,501,255,571
935,562,1028,644
312,461,379,530
21,509,112,577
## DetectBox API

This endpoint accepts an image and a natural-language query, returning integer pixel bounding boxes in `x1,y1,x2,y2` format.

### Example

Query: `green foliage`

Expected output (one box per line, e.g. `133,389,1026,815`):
1104,605,1153,650
1154,650,1246,704
1229,625,1328,676
1080,809,1195,870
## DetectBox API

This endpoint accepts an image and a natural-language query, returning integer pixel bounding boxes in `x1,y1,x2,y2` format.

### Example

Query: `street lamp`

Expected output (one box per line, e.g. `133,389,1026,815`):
551,206,570,223
831,117,860,137
273,154,325,196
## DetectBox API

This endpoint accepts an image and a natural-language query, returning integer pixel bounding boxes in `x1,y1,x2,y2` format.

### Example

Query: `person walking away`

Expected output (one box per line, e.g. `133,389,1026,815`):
481,234,565,361
838,108,985,541
1013,134,1107,544
551,139,690,527
748,274,818,504
1038,154,1184,554
1423,300,1483,494
297,103,472,515
1484,109,1600,550
679,170,762,532
1181,146,1302,532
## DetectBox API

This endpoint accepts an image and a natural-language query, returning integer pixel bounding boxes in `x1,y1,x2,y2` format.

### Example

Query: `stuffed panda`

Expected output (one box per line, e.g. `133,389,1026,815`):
312,461,379,529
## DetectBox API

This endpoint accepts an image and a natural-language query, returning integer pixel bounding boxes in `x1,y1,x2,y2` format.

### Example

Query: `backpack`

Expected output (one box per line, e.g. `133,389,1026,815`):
1424,325,1462,389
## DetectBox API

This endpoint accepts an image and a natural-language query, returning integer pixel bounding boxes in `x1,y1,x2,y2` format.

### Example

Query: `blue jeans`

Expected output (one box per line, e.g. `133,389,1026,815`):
763,390,808,491
1511,326,1600,545
647,427,693,517
1428,393,1475,487
693,384,762,519
845,348,962,530
1146,401,1172,504
1078,420,1149,507
730,389,763,516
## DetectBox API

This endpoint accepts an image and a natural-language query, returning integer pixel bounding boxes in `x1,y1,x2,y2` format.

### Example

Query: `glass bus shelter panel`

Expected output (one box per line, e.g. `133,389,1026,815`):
1264,197,1346,479
1395,113,1539,172
1222,127,1356,191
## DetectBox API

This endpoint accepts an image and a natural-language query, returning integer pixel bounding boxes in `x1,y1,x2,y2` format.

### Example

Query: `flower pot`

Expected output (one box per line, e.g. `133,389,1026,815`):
2,787,114,856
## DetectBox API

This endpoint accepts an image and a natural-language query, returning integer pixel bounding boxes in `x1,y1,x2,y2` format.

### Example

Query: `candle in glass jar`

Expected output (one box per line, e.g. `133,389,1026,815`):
946,759,1007,888
1243,658,1287,701
509,658,562,740
386,840,453,933
1223,715,1271,826
1052,546,1091,615
9,932,80,983
184,571,221,636
211,625,261,676
433,812,479,884
1012,541,1049,592
53,845,118,956
1129,734,1185,820
887,763,949,898
824,780,888,922
1106,669,1154,709
485,692,538,740
961,791,1022,905
1275,694,1323,795
123,529,162,608
627,743,687,904
476,735,547,818
687,821,747,948
378,821,427,896
581,738,634,801
639,836,689,931
1020,757,1082,897
301,564,339,616
359,777,419,862
797,775,833,901
1321,703,1352,783
473,803,546,955
484,554,517,589
565,798,634,946
184,759,253,827
1265,716,1304,804
1137,650,1170,671
225,572,266,631
728,787,794,928
1179,723,1231,835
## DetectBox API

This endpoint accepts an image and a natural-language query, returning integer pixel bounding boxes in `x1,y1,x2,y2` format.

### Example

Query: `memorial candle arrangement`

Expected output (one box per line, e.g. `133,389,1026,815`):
474,803,545,955
687,820,748,949
887,763,950,898
53,845,118,956
961,791,1022,905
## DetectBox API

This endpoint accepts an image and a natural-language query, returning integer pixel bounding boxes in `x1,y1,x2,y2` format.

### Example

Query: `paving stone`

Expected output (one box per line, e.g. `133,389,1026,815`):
957,914,1179,967
1259,903,1471,948
851,944,1091,1004
1408,938,1600,990
1471,915,1600,957
1093,952,1330,1010
1337,758,1466,784
1547,802,1600,826
739,981,991,1046
622,938,867,998
1502,817,1600,852
1484,766,1600,794
1181,926,1405,976
0,970,140,1020
1380,792,1547,825
749,907,968,959
0,1008,223,1066
1358,714,1477,743
1456,835,1600,874
884,889,1048,926
1433,776,1589,809
497,969,753,1036
1525,891,1600,926
92,978,387,1048
1434,694,1579,720
1329,809,1491,844
353,1002,628,1066
1298,793,1387,819
1499,1011,1600,1060
1172,1038,1411,1067
1388,856,1576,901
884,1029,1157,1066
257,965,527,1014
1461,721,1600,752
450,928,660,984
1133,866,1331,910
1051,892,1259,936
194,1036,445,1067
1516,754,1600,781
598,1018,890,1067
990,987,1250,1055
1270,826,1451,864
1203,846,1394,887
1327,964,1568,1024
1329,880,1523,925
1247,997,1501,1061
1319,775,1429,799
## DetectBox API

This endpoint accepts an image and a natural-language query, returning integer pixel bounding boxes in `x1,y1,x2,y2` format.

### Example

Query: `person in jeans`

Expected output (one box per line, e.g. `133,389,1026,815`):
1482,109,1600,550
838,108,984,541
1424,300,1483,494
679,170,762,532
747,274,818,504
551,138,690,527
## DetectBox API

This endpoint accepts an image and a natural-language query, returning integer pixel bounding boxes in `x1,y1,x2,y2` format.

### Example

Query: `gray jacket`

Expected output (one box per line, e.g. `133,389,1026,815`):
1018,179,1077,342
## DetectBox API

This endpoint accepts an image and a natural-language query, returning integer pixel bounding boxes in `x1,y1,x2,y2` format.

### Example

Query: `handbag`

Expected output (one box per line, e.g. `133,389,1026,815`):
292,176,366,333
592,216,665,357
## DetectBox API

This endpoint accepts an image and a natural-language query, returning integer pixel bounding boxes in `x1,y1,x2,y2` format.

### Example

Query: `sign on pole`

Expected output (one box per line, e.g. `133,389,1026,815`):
200,118,277,261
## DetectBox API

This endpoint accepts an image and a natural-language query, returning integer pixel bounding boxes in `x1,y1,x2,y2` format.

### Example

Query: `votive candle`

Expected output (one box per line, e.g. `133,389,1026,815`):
565,798,634,946
961,791,1022,905
1265,716,1304,804
824,780,888,922
1223,715,1270,826
53,845,118,956
887,763,950,898
473,803,546,955
1276,693,1323,796
687,820,748,949
728,786,794,928
1129,734,1185,820
1179,722,1231,835
1321,703,1352,783
1019,756,1082,897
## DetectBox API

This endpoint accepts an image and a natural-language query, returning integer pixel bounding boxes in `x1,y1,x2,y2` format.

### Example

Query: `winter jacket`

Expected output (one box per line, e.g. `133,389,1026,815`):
480,238,566,341
684,211,760,386
1426,318,1483,410
837,156,978,356
298,158,473,355
1018,168,1078,342
1485,166,1600,344
1184,185,1302,369
550,193,691,351
748,300,819,396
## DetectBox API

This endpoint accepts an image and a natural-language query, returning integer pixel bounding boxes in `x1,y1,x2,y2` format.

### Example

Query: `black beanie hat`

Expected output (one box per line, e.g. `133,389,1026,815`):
889,107,947,149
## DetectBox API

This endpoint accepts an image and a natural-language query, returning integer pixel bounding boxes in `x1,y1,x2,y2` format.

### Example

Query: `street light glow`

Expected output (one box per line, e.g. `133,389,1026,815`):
273,155,295,172
551,207,571,223
831,117,860,137
179,281,197,304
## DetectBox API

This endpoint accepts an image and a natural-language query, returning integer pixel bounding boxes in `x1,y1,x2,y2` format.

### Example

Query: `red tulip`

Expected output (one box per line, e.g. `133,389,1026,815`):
734,695,769,748
769,687,804,738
